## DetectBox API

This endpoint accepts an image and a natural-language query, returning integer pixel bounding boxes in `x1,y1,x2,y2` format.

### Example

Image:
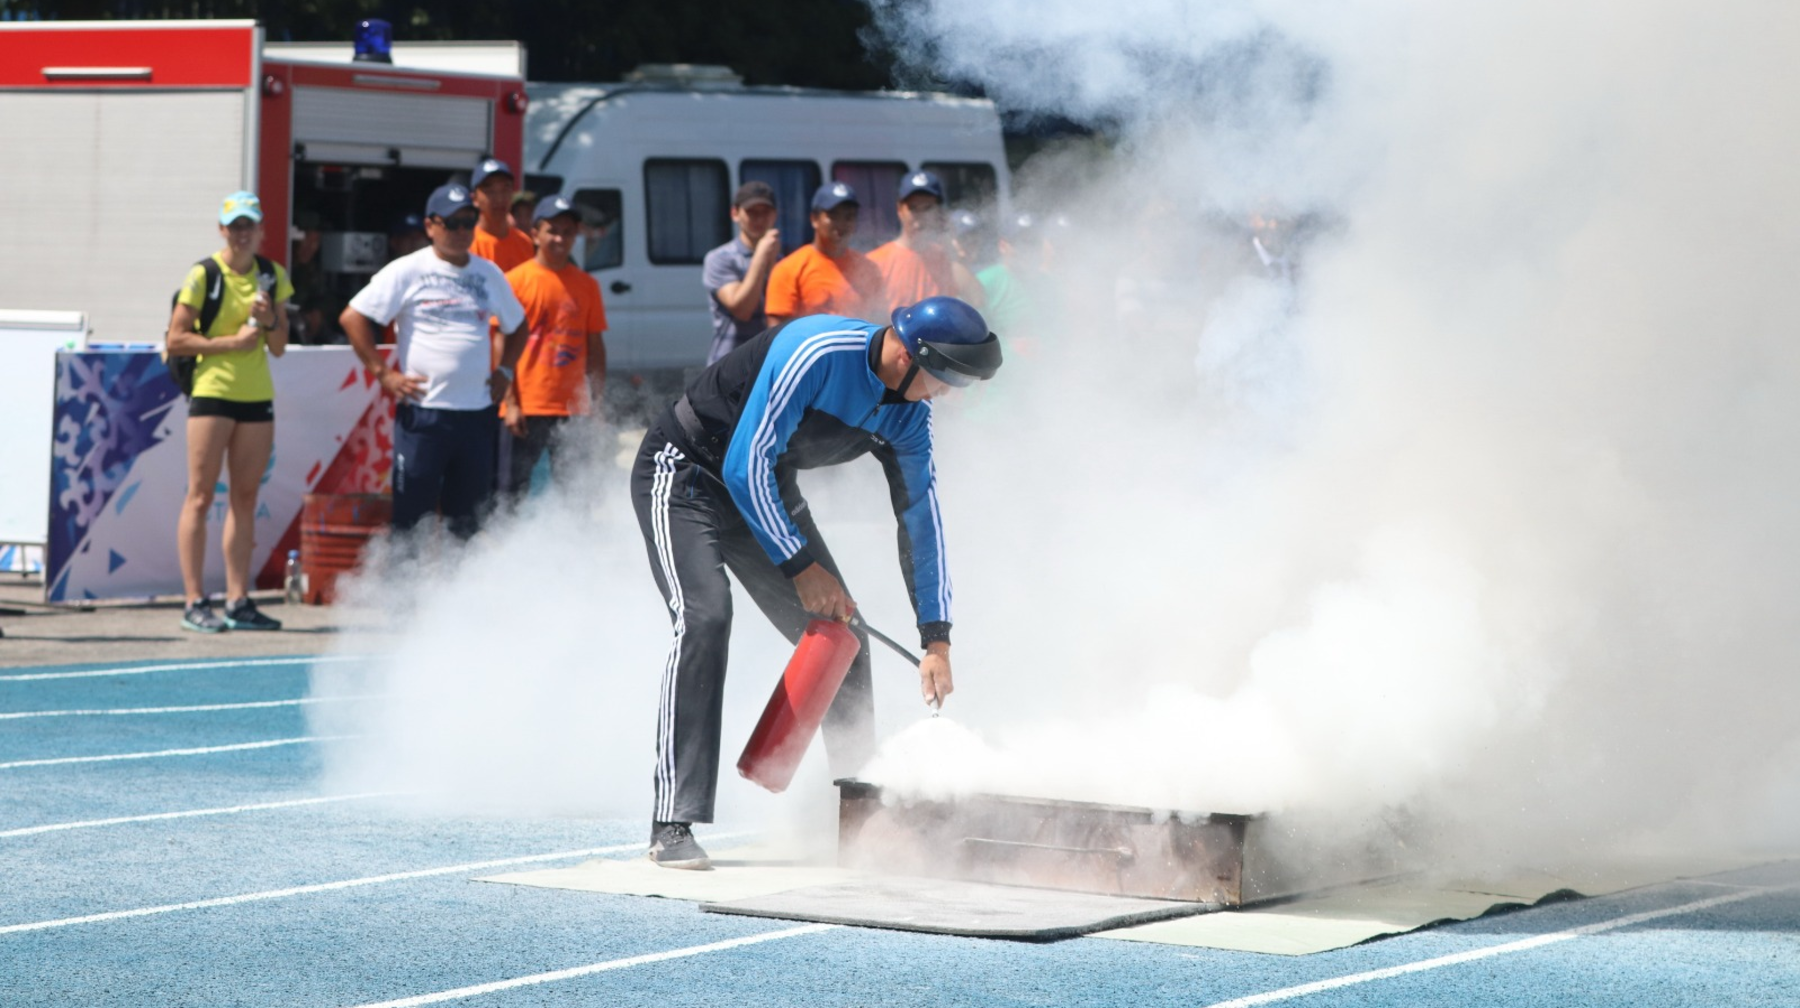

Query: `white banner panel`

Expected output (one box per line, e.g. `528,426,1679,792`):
0,311,85,546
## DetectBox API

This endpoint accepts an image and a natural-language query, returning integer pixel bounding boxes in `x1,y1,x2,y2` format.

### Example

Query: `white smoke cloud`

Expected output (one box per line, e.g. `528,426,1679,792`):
313,0,1800,876
854,0,1800,867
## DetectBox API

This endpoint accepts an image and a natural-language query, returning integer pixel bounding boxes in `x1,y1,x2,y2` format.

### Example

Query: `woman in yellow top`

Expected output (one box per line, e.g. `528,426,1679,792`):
164,191,293,633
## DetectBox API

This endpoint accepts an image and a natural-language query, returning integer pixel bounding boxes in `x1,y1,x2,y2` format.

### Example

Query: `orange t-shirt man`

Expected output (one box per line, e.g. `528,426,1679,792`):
765,244,885,324
867,241,958,316
505,257,607,417
475,225,537,363
471,225,535,273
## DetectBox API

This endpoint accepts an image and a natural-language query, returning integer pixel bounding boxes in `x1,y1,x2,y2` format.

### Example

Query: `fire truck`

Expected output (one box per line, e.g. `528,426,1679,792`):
0,19,528,343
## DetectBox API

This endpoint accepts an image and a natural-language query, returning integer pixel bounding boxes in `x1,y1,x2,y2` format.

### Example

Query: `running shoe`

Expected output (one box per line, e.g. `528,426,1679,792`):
223,596,283,631
181,599,227,634
647,821,712,870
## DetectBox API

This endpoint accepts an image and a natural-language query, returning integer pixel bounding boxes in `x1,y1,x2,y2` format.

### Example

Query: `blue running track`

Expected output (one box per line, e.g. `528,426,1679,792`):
2,655,1797,1007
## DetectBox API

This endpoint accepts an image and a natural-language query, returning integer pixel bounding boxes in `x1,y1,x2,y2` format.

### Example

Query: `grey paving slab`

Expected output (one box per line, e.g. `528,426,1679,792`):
0,577,390,668
701,876,1207,939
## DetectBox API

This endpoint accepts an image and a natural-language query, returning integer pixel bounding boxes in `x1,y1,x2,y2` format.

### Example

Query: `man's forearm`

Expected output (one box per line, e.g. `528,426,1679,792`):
722,257,778,320
339,309,386,375
717,281,756,320
498,323,528,371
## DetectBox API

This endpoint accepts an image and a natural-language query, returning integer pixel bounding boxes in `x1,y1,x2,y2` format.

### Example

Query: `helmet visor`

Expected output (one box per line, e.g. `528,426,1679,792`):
915,332,1003,388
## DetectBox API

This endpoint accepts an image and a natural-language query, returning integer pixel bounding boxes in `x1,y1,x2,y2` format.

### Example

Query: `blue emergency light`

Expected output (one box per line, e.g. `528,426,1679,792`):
352,19,393,63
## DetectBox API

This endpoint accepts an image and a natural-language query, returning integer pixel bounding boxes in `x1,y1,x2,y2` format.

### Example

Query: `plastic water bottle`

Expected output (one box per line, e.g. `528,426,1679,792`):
284,549,303,604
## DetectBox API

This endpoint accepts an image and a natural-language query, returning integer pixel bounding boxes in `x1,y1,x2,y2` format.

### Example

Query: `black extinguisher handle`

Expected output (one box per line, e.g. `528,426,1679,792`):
848,615,921,668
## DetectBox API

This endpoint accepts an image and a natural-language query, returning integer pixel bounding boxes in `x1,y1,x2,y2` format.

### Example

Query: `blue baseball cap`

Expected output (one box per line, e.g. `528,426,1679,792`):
219,191,263,225
425,183,474,220
811,182,859,213
897,170,945,203
389,212,426,236
471,158,514,188
532,193,579,224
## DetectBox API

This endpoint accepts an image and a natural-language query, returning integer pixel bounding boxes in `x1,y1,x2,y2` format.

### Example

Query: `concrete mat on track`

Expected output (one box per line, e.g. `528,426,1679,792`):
477,848,855,903
700,876,1207,940
1093,855,1770,955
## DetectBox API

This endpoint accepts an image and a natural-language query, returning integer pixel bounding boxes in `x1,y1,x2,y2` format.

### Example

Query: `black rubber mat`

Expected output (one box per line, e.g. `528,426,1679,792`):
700,876,1210,940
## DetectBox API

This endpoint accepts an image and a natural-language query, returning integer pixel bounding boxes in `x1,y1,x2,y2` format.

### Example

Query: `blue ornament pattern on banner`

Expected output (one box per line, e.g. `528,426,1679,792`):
46,352,181,601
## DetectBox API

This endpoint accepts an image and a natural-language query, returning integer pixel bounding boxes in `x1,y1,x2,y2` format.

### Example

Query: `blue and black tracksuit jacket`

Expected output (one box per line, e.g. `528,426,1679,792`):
661,315,951,645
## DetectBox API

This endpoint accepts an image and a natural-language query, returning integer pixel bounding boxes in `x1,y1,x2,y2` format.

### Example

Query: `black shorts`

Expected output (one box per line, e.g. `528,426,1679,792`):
188,397,274,423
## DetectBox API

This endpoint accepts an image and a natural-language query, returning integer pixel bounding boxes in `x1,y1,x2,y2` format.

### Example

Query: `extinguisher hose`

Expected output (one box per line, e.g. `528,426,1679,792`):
848,615,921,668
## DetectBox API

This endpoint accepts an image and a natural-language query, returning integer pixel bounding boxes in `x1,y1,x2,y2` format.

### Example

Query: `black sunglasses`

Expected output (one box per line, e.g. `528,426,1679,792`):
434,214,479,232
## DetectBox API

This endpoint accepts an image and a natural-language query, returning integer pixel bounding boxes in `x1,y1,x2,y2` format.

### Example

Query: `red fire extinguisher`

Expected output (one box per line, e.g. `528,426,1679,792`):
737,619,862,793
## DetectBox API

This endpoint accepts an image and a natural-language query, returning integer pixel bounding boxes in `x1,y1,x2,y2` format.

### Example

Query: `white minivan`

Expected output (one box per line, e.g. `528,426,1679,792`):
524,68,1010,387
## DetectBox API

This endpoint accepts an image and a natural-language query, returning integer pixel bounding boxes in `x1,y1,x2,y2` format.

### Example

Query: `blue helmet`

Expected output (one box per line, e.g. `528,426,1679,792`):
890,296,1003,388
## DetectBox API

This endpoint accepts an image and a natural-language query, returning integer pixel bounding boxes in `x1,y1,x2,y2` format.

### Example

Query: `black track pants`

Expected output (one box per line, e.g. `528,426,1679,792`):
630,428,874,825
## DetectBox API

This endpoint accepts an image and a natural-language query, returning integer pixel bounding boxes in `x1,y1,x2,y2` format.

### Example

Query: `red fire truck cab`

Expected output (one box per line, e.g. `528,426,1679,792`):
0,19,526,343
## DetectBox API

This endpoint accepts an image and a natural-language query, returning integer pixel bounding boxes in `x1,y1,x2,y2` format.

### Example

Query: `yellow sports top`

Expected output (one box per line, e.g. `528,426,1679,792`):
175,253,294,403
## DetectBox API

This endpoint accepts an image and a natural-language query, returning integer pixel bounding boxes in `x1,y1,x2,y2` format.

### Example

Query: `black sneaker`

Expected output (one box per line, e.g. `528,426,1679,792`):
647,821,712,870
181,599,227,634
223,597,282,631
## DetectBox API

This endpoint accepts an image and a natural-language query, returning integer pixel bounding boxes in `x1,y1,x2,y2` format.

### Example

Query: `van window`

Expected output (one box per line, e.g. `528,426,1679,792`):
920,162,998,210
644,158,731,265
570,188,623,272
831,161,906,252
740,159,821,255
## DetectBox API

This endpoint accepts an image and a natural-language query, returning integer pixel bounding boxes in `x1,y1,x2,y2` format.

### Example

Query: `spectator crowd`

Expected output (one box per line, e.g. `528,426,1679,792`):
168,161,1063,633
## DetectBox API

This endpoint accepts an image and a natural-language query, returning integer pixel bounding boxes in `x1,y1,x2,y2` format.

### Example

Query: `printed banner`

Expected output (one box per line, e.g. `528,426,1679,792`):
45,348,395,602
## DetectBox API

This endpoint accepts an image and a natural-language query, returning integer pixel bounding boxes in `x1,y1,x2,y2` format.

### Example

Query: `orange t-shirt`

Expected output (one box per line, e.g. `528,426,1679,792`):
471,224,535,273
765,244,886,323
867,241,957,316
505,258,608,416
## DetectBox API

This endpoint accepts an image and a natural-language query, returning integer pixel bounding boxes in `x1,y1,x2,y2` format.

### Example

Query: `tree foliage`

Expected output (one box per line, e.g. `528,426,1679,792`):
3,0,893,89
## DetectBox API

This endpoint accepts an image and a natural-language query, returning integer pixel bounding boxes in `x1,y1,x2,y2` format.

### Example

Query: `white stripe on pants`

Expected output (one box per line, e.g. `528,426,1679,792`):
648,443,686,823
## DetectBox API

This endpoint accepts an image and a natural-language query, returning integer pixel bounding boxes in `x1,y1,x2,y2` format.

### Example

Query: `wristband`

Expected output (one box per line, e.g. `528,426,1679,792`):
493,365,515,382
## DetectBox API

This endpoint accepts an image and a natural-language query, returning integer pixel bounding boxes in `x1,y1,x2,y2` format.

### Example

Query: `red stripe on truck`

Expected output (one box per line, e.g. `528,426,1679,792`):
0,23,256,89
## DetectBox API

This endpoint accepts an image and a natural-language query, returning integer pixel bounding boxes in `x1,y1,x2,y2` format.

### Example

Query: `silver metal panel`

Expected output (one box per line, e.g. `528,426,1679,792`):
291,85,492,157
243,26,264,205
293,142,485,171
320,232,387,273
836,780,1402,907
0,90,244,343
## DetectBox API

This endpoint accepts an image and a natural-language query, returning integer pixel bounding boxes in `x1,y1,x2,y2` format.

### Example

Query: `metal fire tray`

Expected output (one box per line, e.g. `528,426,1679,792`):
835,779,1399,907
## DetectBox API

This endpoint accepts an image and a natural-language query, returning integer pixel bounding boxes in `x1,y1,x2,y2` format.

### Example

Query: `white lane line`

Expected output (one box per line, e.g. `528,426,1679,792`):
0,654,372,682
1198,882,1795,1008
0,847,645,936
0,792,398,838
342,923,838,1008
0,695,381,719
0,735,350,769
0,831,750,936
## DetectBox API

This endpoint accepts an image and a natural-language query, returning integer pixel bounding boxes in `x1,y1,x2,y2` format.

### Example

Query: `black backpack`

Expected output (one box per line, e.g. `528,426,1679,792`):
165,255,276,397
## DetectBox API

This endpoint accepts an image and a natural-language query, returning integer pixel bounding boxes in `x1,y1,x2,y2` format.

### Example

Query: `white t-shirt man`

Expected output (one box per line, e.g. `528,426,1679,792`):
347,247,527,410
